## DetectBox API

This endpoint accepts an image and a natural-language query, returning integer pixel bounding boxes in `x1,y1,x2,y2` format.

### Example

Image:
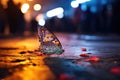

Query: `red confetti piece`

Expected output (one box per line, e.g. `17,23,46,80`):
81,48,87,51
110,67,120,75
88,56,100,62
36,52,44,56
80,53,89,57
59,73,75,80
37,54,43,56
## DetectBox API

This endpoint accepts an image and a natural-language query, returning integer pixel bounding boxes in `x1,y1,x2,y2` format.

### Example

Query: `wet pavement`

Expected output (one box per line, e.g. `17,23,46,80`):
0,33,120,80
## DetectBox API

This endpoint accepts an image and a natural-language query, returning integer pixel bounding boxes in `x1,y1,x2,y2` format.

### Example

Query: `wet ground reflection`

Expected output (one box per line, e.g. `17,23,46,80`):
0,55,56,80
0,33,120,80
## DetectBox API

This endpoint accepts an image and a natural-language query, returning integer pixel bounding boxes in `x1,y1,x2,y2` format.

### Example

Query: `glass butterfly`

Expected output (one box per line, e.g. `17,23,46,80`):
38,26,64,55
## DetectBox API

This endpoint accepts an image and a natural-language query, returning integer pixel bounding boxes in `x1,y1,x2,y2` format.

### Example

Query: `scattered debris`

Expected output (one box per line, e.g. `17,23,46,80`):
80,53,89,57
110,67,120,75
81,48,87,51
88,56,100,62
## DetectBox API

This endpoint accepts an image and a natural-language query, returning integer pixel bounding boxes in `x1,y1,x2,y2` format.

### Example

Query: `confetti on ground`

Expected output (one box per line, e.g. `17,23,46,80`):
59,73,75,80
81,48,87,51
80,53,89,57
88,56,100,62
110,67,120,75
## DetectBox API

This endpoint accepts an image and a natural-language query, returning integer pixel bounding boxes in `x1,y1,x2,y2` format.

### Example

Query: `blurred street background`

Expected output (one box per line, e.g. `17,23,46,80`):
0,0,120,80
0,0,120,35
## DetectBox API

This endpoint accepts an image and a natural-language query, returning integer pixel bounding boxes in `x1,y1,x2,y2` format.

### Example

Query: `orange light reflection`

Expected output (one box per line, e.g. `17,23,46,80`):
4,57,56,80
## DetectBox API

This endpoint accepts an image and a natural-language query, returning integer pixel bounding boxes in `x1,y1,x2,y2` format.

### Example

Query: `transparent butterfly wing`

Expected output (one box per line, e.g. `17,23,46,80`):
38,26,63,54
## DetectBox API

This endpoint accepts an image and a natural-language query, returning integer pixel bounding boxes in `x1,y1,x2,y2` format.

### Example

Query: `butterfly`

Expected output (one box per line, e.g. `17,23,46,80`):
38,26,64,55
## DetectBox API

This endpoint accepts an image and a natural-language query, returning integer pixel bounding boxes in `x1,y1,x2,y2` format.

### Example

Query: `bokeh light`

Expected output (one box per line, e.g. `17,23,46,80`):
27,0,33,1
38,19,45,26
90,6,97,13
76,0,91,4
81,4,87,11
36,14,44,22
57,13,64,19
46,7,64,18
21,3,30,13
71,1,79,8
36,14,45,26
33,4,41,11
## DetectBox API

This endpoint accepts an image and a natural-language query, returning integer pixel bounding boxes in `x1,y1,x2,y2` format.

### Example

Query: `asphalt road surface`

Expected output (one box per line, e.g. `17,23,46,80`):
0,33,120,80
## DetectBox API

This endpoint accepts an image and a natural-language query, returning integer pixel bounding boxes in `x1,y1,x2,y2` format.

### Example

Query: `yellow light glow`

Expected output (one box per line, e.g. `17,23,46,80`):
4,57,56,80
21,3,30,13
27,0,33,1
19,60,30,64
36,14,44,22
1,0,25,8
33,4,41,11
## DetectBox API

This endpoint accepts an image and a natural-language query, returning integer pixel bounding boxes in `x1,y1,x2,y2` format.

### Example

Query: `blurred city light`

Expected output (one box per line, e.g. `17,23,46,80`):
27,0,33,1
46,7,64,18
36,14,44,22
90,6,97,13
38,19,45,26
36,14,45,26
57,13,64,19
81,4,87,11
76,0,91,4
33,4,41,11
71,1,79,8
21,3,30,13
101,0,107,5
